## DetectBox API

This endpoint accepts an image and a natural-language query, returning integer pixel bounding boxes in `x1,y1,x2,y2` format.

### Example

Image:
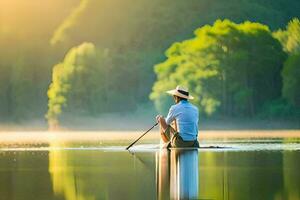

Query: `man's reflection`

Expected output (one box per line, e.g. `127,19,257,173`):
156,149,199,199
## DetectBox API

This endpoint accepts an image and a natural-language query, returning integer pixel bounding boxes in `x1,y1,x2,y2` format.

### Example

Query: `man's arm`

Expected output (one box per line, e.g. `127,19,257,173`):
156,116,169,143
156,106,176,143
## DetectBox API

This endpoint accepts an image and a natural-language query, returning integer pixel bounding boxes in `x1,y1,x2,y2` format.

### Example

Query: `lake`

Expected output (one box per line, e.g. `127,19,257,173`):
0,130,300,200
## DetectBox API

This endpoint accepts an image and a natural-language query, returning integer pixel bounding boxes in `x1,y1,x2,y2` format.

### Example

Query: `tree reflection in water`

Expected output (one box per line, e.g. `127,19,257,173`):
156,149,198,200
47,141,300,200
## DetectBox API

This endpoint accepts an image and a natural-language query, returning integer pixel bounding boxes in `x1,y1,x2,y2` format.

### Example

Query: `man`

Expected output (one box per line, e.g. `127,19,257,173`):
156,86,199,148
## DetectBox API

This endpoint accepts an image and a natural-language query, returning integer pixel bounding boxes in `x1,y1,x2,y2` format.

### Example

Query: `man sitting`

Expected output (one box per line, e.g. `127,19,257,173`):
156,86,199,148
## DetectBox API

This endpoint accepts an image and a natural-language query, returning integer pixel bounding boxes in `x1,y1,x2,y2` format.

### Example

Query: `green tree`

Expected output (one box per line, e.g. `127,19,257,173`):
151,19,286,117
46,42,109,126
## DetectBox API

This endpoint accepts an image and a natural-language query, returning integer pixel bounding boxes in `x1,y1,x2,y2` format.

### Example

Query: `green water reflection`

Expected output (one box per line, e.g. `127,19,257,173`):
0,142,300,200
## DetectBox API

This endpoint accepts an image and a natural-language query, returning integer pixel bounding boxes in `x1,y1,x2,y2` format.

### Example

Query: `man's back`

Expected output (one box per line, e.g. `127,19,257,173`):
166,100,199,141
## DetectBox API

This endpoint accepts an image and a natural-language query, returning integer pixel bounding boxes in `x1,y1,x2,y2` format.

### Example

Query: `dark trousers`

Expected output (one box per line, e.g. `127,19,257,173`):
163,126,199,148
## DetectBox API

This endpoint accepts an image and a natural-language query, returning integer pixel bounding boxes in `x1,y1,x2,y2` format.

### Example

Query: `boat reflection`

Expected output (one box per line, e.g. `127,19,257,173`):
156,149,199,200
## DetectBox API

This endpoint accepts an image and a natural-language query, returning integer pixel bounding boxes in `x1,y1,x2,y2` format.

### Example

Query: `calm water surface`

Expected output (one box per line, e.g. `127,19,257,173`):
0,136,300,200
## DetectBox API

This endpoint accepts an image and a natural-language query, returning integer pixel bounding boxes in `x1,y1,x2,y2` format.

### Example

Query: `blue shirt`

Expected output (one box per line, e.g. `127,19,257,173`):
165,100,199,141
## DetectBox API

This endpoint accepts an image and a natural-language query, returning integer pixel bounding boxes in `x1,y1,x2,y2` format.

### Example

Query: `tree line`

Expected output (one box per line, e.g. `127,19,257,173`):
0,0,299,125
47,19,300,126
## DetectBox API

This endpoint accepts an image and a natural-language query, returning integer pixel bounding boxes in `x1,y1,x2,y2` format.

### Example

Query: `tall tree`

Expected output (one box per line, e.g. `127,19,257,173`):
46,42,107,126
151,19,286,117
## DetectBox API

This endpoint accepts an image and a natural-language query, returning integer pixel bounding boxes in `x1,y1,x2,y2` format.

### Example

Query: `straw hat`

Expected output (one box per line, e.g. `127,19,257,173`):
166,85,194,100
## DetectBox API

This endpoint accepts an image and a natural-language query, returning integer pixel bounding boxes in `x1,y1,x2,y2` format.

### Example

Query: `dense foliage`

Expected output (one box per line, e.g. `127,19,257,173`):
150,20,286,117
0,0,299,124
47,43,102,125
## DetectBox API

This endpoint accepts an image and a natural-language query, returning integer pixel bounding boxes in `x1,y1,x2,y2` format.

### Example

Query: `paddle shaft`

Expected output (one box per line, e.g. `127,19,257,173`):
126,122,158,150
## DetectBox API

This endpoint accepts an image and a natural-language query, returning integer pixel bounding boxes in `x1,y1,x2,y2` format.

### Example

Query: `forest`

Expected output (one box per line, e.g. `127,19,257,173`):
0,0,299,126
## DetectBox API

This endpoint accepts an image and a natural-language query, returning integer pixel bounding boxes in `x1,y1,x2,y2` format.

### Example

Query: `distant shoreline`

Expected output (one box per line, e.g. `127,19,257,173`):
0,115,299,131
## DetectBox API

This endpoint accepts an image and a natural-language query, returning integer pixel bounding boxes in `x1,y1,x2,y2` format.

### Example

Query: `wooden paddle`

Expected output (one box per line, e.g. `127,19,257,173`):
126,122,158,150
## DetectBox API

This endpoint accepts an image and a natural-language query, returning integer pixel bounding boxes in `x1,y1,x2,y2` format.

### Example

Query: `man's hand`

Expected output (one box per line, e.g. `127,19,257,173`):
156,115,163,123
156,115,167,130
